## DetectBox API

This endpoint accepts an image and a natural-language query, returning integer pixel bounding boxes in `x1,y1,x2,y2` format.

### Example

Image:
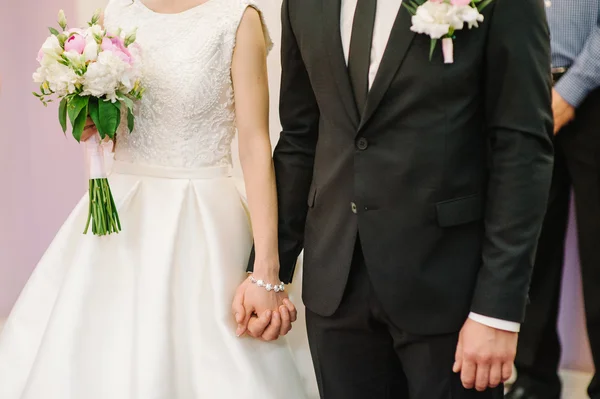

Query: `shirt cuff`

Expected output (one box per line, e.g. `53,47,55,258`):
468,312,520,332
554,72,592,108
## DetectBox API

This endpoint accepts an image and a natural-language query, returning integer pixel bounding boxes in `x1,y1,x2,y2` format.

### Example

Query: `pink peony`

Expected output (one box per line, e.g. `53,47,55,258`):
37,49,44,63
451,0,472,5
64,34,86,54
101,36,132,64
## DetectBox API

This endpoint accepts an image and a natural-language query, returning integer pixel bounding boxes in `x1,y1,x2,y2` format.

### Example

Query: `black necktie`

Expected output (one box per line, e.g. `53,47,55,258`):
348,0,377,115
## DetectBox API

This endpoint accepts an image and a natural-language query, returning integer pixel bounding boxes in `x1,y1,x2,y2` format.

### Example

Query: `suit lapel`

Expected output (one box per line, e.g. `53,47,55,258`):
323,0,359,127
359,7,415,132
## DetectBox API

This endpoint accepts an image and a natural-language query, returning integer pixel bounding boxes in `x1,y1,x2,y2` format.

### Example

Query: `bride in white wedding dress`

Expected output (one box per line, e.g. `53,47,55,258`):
0,0,317,398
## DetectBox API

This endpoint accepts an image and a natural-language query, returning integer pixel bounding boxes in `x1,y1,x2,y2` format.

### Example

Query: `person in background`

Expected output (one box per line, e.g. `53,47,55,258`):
505,1,600,399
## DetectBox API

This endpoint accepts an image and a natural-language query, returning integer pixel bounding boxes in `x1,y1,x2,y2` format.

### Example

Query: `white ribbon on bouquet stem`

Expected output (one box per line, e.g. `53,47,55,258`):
85,134,107,180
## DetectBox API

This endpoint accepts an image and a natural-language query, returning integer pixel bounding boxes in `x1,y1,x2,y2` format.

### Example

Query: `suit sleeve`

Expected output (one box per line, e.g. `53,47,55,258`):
470,0,554,322
247,0,320,283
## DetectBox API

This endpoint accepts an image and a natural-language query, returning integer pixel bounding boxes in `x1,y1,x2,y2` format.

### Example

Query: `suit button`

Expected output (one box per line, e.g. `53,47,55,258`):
356,137,368,151
351,202,357,214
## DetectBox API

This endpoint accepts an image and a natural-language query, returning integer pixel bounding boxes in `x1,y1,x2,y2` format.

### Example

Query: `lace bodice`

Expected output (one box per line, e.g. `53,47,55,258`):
104,0,272,168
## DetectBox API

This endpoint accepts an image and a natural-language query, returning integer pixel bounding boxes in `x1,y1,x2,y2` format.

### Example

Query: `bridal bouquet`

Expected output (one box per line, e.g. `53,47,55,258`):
33,9,144,236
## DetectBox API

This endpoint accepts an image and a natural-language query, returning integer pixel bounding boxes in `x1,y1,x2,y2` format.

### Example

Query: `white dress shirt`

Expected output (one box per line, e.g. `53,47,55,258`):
339,0,520,333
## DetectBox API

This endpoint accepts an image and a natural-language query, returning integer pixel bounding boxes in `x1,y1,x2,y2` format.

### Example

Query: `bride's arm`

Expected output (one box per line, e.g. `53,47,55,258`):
233,8,278,284
232,8,294,340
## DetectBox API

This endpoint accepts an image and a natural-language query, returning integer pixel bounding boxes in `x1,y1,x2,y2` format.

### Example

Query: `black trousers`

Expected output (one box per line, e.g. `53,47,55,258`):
306,241,504,399
513,89,600,398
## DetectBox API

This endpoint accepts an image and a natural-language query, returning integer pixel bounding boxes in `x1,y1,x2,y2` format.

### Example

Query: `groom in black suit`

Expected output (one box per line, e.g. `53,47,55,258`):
245,0,553,397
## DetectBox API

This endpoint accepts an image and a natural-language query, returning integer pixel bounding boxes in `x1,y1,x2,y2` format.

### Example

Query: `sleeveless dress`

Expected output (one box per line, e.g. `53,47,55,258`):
0,0,317,397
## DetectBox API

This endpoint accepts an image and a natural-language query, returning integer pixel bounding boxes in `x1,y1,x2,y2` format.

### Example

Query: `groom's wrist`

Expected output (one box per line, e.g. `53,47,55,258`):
468,312,520,333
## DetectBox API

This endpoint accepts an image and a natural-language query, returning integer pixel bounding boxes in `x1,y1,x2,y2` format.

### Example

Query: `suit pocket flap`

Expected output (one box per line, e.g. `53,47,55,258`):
436,194,483,227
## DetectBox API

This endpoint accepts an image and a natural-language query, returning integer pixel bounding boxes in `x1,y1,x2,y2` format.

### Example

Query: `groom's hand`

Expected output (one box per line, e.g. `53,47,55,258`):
453,318,517,391
247,297,297,341
231,275,297,341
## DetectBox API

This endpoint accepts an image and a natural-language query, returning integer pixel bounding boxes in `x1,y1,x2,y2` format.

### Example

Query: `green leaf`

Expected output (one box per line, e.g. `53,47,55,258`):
124,28,137,47
49,27,60,36
72,102,88,142
88,97,103,138
402,2,417,14
429,39,438,61
477,0,494,11
67,96,89,142
127,107,134,133
58,98,68,134
98,99,120,139
119,95,134,112
114,102,122,137
57,33,67,47
67,95,88,127
91,8,102,25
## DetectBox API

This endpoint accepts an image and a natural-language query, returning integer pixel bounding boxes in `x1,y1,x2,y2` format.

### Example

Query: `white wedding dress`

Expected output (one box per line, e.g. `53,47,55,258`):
0,0,317,397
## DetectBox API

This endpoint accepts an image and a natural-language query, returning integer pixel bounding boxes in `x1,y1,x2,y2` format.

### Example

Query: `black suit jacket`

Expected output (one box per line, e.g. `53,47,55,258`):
250,0,553,335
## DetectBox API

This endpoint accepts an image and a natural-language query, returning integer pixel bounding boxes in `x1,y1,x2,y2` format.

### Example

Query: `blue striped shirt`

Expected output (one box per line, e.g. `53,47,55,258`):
546,0,600,107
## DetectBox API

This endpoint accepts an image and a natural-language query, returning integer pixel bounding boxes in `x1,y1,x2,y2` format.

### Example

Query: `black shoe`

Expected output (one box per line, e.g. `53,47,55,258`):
504,385,560,399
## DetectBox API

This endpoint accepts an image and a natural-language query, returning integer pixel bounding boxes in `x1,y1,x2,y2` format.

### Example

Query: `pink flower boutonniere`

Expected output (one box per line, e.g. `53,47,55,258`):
403,0,493,64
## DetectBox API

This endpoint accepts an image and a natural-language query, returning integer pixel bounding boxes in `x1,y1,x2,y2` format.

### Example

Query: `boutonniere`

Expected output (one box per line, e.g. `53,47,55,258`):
403,0,493,64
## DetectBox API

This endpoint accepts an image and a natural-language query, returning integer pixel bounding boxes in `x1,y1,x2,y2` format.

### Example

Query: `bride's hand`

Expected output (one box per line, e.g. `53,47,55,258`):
81,117,98,142
232,275,297,341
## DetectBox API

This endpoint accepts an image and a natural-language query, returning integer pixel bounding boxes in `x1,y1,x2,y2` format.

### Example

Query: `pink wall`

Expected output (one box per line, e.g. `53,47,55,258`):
0,0,84,316
559,202,594,372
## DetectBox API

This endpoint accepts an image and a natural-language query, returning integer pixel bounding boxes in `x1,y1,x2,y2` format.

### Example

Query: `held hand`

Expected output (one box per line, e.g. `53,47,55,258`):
552,88,575,135
453,318,518,391
248,297,297,341
81,117,98,142
231,274,297,341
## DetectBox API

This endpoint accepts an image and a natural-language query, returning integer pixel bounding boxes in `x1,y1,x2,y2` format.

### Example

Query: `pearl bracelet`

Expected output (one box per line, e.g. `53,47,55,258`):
249,276,285,293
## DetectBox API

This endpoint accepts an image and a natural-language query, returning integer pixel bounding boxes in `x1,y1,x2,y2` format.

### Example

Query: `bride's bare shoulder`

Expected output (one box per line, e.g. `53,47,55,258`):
235,0,273,53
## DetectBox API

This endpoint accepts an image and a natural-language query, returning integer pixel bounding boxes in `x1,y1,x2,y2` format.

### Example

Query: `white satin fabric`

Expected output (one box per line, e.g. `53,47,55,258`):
0,162,317,399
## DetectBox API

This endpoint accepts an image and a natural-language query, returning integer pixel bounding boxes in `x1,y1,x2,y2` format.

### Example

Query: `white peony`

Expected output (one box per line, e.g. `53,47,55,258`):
45,63,80,96
457,6,484,28
410,1,453,39
118,72,134,93
81,51,129,101
32,66,47,84
119,60,142,95
410,1,484,39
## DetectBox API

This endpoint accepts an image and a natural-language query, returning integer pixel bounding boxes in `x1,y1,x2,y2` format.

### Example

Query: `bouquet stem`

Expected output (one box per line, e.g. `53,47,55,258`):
84,178,121,235
84,135,121,236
